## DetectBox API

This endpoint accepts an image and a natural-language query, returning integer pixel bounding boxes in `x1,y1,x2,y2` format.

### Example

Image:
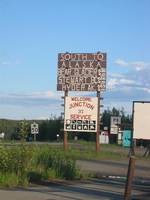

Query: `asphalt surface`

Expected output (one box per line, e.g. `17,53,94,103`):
0,178,150,200
0,158,150,200
0,143,149,199
77,159,150,179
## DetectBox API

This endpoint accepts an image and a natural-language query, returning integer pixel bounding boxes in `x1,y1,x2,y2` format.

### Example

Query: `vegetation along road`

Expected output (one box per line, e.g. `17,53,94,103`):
0,142,149,199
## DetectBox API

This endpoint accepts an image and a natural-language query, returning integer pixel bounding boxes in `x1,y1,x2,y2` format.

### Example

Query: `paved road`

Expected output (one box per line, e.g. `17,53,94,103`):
0,178,150,200
77,159,150,179
0,158,150,200
0,143,149,199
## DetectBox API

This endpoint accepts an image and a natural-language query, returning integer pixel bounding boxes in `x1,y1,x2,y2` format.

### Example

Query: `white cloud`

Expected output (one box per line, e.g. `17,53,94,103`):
0,91,63,119
0,90,61,106
28,91,60,99
107,76,137,90
138,87,150,93
115,59,129,67
0,57,21,66
131,61,150,71
109,73,124,78
105,58,150,113
115,58,150,72
119,78,136,85
107,78,118,89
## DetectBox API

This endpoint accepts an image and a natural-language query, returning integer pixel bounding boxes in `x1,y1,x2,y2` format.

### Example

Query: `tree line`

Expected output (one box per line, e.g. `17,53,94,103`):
0,107,132,141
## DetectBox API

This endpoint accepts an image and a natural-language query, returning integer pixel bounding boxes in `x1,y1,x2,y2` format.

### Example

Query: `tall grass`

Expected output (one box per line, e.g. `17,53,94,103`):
0,145,80,187
0,143,129,187
35,147,78,180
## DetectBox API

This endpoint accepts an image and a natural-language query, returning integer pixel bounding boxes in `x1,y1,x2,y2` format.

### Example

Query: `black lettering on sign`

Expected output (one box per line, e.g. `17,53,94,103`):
65,119,97,132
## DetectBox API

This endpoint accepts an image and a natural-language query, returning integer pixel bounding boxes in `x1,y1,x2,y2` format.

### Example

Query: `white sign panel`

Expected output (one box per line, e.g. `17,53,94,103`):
31,122,39,134
110,116,121,134
111,116,121,126
110,126,118,134
64,96,98,132
133,101,150,140
0,132,5,139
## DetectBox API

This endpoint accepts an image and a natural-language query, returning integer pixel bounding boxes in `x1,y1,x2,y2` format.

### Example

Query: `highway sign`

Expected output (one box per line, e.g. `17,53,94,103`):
31,122,39,134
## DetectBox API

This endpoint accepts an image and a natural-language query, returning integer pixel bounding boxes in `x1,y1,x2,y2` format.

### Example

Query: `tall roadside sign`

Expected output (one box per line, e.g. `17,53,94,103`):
57,52,107,152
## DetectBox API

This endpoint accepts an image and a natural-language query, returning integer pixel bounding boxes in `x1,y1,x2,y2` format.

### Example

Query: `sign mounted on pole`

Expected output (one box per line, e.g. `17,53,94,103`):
110,116,121,134
31,122,39,134
64,96,98,132
57,52,106,91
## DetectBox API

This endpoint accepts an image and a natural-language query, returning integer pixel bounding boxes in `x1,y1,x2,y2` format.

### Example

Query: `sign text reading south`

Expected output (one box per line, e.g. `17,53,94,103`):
57,53,106,91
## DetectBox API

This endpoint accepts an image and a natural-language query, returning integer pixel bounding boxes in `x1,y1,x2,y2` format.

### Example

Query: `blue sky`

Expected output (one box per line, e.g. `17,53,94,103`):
0,0,150,119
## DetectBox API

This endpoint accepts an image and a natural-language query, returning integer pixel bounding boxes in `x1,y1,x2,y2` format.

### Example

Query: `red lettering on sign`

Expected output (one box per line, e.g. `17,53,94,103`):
70,114,91,120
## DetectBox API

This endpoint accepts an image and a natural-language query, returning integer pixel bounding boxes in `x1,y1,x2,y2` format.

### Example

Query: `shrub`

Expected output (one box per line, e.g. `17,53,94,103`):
0,145,80,187
35,147,79,180
0,145,33,186
0,172,19,187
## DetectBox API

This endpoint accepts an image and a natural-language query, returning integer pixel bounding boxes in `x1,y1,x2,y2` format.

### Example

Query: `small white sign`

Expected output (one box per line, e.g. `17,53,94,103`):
31,122,39,134
64,96,98,132
110,116,121,134
0,132,5,139
99,131,109,144
111,116,121,126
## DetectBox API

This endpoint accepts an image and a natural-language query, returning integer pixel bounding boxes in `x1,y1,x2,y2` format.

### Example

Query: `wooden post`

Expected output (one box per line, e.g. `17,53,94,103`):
64,90,68,150
124,156,136,200
96,91,100,152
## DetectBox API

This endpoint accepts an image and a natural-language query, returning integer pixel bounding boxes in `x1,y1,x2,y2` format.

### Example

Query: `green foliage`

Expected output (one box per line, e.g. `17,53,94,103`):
101,107,132,131
0,107,132,142
0,145,80,187
0,118,62,141
0,173,19,187
35,147,79,180
0,145,32,175
38,119,62,141
0,145,33,187
18,119,30,141
0,119,18,140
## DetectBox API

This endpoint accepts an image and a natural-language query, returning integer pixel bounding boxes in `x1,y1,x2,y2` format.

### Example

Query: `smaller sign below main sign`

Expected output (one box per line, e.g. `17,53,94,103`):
64,96,98,132
31,122,39,134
